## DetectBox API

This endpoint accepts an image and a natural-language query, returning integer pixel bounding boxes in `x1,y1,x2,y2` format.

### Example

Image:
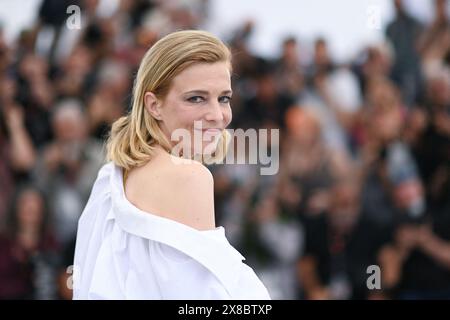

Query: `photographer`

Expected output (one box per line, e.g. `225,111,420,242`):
298,180,387,300
376,143,450,299
377,196,450,298
32,99,104,247
375,66,450,299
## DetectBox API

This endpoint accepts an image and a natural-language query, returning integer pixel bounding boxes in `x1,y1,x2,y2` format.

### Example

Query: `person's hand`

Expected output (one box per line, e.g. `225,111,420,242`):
0,77,17,103
306,190,329,216
409,108,427,132
433,113,450,136
395,225,419,252
367,291,389,300
308,286,331,300
360,139,381,169
405,108,427,143
4,103,25,131
416,224,435,250
58,270,74,300
378,245,403,288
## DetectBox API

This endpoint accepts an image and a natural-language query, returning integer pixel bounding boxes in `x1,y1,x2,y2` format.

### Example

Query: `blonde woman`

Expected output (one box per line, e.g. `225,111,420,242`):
72,30,271,300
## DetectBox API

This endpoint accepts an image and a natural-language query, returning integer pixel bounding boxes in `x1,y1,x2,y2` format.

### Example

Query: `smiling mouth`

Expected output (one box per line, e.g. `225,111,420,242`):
196,128,222,133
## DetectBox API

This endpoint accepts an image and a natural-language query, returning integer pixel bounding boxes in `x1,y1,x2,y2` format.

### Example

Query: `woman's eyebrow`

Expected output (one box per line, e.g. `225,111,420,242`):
183,89,233,95
184,90,209,95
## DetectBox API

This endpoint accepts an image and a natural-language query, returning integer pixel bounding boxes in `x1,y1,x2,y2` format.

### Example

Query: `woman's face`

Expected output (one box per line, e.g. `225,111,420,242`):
148,61,232,157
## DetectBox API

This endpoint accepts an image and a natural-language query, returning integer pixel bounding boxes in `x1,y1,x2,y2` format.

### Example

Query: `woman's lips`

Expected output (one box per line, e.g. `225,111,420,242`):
194,128,222,140
195,128,221,134
201,128,221,133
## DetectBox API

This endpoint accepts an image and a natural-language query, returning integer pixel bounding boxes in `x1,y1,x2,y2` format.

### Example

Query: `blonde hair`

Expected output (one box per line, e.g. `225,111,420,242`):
106,30,232,170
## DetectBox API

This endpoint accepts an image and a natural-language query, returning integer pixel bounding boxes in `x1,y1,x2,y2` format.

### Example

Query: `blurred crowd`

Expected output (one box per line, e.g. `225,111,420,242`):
0,0,449,299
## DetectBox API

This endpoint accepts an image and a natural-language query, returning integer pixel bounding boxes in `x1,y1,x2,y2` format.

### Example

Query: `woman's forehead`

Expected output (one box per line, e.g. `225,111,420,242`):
170,62,231,93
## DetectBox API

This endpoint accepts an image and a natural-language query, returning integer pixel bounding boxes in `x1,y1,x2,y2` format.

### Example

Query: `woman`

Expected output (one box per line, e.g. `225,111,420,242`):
0,185,59,299
73,30,271,299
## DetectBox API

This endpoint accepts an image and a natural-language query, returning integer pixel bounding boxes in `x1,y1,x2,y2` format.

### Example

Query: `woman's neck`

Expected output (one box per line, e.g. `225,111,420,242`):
153,143,172,157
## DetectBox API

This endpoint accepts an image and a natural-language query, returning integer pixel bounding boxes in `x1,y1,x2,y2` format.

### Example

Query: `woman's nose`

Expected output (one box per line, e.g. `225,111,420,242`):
205,101,224,122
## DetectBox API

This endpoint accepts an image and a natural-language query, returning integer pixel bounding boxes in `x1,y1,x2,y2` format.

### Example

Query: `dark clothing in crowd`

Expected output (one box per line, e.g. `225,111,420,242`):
301,214,388,300
236,94,294,130
393,195,450,298
0,234,59,299
386,12,424,105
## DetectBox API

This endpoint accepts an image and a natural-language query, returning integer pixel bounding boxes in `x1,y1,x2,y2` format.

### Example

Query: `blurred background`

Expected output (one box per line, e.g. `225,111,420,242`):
0,0,449,300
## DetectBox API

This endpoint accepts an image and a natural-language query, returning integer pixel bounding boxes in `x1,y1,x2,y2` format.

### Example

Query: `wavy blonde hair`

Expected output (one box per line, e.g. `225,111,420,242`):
106,30,232,170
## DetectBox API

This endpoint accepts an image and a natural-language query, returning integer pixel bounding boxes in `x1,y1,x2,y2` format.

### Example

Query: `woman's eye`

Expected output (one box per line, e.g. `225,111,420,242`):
219,96,232,103
187,96,205,103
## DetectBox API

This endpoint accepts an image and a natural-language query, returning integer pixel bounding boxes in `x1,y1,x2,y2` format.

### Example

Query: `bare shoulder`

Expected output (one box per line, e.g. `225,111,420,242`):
163,158,216,229
125,156,216,231
167,156,214,186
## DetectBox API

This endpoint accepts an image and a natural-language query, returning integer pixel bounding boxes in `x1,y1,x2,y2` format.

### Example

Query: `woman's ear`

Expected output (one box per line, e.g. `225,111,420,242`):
144,92,163,120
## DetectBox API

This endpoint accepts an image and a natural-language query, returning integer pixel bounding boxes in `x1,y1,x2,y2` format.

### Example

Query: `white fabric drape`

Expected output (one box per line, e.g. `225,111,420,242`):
73,162,271,300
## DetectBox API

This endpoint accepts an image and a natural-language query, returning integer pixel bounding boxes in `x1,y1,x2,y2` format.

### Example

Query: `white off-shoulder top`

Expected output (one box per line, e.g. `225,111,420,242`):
72,162,271,300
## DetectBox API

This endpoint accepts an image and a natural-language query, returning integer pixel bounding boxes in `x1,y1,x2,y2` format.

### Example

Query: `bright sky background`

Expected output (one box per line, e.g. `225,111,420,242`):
0,0,447,62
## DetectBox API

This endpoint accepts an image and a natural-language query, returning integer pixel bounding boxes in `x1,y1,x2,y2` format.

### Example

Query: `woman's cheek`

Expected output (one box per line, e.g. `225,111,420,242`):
224,106,232,127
